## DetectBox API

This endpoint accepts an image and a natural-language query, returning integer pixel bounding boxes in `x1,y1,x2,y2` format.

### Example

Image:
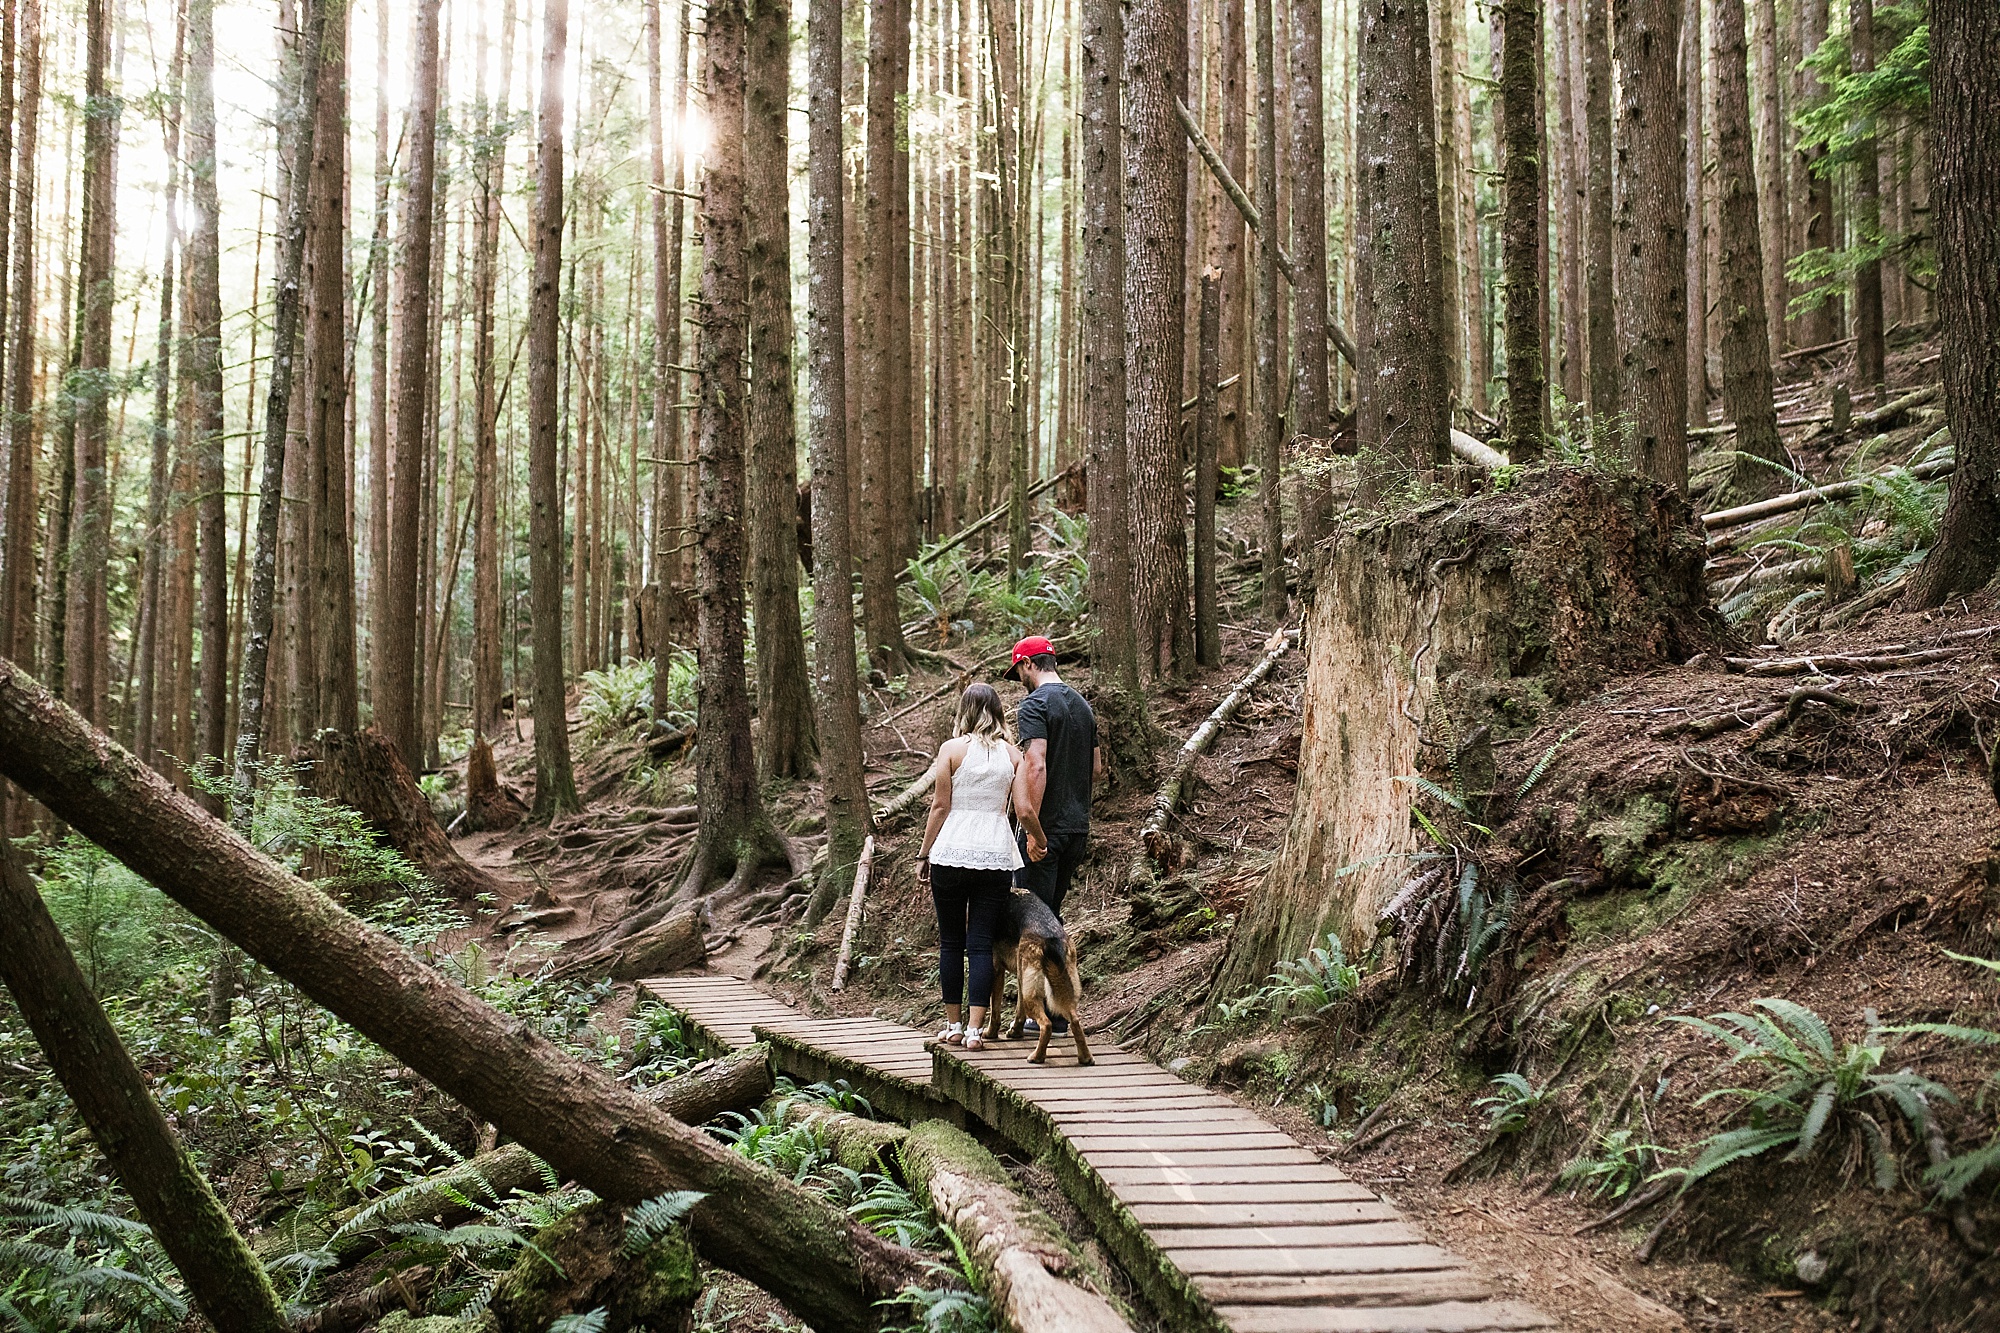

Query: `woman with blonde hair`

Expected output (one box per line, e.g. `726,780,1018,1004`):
917,682,1046,1049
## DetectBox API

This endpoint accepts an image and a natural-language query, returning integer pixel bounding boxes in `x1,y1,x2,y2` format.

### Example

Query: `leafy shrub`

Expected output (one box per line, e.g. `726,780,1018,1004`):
1476,1073,1552,1135
1557,1129,1670,1200
1265,934,1363,1017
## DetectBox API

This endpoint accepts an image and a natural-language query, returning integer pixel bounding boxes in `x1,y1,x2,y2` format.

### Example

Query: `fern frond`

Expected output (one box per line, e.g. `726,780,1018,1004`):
623,1191,706,1256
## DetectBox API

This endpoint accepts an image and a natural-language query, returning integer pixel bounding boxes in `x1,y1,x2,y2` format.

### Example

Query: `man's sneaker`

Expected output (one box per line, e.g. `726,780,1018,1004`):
1021,1019,1039,1034
1050,1017,1070,1036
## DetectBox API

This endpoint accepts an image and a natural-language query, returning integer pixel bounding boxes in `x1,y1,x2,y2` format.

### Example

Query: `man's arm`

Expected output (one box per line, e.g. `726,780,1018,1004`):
1093,745,1105,785
1014,738,1049,859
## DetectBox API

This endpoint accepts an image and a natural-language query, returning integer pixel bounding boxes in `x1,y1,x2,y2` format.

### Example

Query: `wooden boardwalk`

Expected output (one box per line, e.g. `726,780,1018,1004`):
641,974,1553,1333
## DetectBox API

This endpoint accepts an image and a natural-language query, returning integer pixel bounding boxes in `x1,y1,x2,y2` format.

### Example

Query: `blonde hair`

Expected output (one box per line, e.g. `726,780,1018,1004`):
953,683,1009,743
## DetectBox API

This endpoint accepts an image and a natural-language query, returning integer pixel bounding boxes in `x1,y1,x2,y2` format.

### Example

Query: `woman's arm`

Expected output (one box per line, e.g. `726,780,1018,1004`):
917,742,960,873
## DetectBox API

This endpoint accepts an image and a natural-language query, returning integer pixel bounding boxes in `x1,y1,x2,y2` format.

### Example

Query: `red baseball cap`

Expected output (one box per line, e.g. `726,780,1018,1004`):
1005,635,1054,680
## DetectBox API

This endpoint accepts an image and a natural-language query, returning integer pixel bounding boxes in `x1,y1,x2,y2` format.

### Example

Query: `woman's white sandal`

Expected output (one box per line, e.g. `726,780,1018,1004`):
962,1031,986,1051
939,1022,965,1045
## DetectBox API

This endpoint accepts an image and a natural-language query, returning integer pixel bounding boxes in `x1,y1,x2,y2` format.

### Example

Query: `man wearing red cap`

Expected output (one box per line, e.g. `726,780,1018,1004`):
1005,635,1103,928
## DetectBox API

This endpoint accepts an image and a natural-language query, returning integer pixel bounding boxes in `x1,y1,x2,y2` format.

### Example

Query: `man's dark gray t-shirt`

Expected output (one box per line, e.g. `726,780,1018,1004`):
1017,682,1096,833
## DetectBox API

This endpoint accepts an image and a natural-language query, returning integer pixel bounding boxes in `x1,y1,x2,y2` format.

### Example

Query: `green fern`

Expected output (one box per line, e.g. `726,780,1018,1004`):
1516,726,1579,803
623,1192,706,1256
1476,1074,1552,1135
549,1308,610,1333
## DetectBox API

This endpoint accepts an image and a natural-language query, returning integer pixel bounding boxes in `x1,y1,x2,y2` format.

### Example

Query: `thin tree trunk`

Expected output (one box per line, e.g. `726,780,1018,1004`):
64,0,119,723
0,663,938,1333
684,0,787,897
232,0,327,815
306,0,354,735
367,2,391,712
1848,0,1883,393
472,0,516,740
1684,0,1707,423
1194,269,1221,667
1355,0,1450,476
1712,0,1783,497
1083,0,1141,699
805,0,873,924
857,0,909,675
1583,0,1617,424
378,0,442,766
0,818,287,1333
1252,0,1284,616
649,0,694,723
0,0,31,674
1554,0,1585,408
137,21,184,769
1287,0,1329,541
1612,0,1688,490
1792,0,1838,348
1435,0,1463,411
1218,0,1248,468
1500,0,1545,457
747,0,816,778
1750,0,1785,356
185,0,227,807
1905,0,1997,605
527,0,581,819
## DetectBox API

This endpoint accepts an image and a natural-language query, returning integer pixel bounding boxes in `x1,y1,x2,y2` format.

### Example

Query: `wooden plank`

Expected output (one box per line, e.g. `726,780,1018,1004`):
1125,1201,1402,1227
1211,1300,1554,1332
1083,1149,1330,1169
1095,1164,1360,1187
1047,1104,1260,1120
1195,1270,1492,1306
1151,1222,1427,1249
1166,1243,1462,1276
1066,1132,1300,1152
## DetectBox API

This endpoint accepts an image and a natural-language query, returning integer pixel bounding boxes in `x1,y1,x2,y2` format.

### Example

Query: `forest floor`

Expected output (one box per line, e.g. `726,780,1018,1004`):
430,330,1998,1332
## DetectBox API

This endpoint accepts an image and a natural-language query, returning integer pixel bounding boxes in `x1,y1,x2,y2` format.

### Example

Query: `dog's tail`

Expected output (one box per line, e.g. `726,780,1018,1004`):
1042,936,1080,1020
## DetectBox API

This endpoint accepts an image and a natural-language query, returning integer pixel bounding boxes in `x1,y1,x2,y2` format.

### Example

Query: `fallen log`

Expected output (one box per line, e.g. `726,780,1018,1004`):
0,660,934,1333
1723,646,1966,676
1136,627,1296,874
290,1266,434,1333
1700,455,1954,531
1449,429,1508,470
768,1093,908,1173
916,463,1081,568
874,768,938,824
831,835,876,991
257,1044,774,1267
900,1120,1133,1333
550,903,706,981
485,1199,701,1332
0,817,289,1333
297,727,515,903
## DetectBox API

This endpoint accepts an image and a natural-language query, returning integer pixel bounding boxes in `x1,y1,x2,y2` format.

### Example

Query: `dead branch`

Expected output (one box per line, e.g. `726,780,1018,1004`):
1572,1179,1674,1234
874,768,937,824
915,463,1081,569
1723,647,1965,676
831,835,876,991
1700,456,1953,532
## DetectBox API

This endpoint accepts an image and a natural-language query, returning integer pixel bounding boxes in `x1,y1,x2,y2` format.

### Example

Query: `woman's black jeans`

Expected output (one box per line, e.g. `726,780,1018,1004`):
930,864,1010,1010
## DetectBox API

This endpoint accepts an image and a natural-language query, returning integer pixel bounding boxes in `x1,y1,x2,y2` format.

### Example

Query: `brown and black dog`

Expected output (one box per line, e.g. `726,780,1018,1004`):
982,890,1093,1065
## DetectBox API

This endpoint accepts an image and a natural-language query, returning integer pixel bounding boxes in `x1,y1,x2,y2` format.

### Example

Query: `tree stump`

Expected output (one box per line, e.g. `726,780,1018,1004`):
1212,469,1722,999
463,733,527,833
298,727,514,903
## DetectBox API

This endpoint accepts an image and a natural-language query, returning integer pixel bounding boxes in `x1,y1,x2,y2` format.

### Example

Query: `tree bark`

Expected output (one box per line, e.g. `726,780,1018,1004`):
1848,0,1884,393
1126,0,1194,677
685,0,787,898
1792,0,1839,349
1194,269,1222,667
527,0,581,819
648,0,693,722
1712,0,1784,499
366,0,391,727
1252,0,1286,619
63,0,118,723
0,0,32,673
1084,0,1143,701
0,812,287,1333
0,662,935,1333
471,0,517,741
1218,0,1249,469
1905,0,1998,605
1355,0,1450,476
857,0,909,676
1683,0,1708,424
1582,0,1618,425
1500,0,1545,457
803,0,873,926
464,732,527,832
1750,0,1786,356
378,0,442,767
1553,0,1584,407
137,22,184,769
746,0,817,780
306,0,355,736
1612,0,1688,491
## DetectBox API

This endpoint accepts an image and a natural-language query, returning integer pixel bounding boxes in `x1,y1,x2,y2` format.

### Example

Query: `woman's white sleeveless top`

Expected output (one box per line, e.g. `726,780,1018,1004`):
928,737,1024,871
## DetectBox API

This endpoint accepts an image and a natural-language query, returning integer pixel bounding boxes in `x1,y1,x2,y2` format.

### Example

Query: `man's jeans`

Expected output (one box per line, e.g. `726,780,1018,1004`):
1014,825,1088,919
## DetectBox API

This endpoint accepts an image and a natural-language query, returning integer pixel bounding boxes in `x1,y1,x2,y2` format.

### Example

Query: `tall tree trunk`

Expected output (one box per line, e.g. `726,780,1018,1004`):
0,819,288,1333
0,663,936,1333
1194,268,1221,667
1355,0,1450,476
64,0,119,723
1684,0,1707,423
187,0,227,804
684,0,787,896
1750,0,1785,356
1287,0,1329,543
1847,0,1883,393
1500,0,1545,457
1435,0,1464,410
1791,0,1838,348
306,0,354,735
1612,0,1688,490
747,0,816,778
527,0,581,819
472,0,516,741
1083,0,1141,699
857,0,909,675
1712,0,1783,497
889,0,915,567
805,0,873,923
1553,0,1584,407
367,1,391,717
379,0,442,766
1905,0,1997,605
648,0,691,728
137,22,184,769
1252,0,1285,618
1218,0,1248,468
232,0,327,814
1126,0,1193,676
0,0,34,671
1582,0,1617,424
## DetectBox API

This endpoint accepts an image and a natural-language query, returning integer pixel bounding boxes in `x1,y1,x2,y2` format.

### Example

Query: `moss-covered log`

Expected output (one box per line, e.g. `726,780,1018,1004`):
0,662,932,1333
486,1200,701,1332
1214,468,1721,997
899,1121,1133,1333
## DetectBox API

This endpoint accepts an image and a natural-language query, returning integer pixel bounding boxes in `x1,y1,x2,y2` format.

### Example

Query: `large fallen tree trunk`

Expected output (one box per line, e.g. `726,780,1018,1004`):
257,1044,774,1266
0,660,933,1333
0,808,289,1333
297,727,515,903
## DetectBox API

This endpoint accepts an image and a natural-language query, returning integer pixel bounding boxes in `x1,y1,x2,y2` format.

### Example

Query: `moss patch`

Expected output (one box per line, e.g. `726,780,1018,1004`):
486,1200,699,1333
